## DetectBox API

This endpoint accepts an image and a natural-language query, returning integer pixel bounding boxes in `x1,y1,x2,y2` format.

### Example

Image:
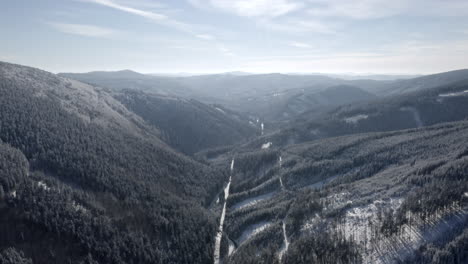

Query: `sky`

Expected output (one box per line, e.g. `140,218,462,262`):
1,0,468,74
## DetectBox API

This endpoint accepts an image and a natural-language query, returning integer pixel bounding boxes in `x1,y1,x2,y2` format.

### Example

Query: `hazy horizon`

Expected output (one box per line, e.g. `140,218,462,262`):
2,0,468,74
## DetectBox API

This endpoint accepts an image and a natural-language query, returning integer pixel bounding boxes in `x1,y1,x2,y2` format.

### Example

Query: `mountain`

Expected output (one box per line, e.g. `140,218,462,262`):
0,61,224,264
375,69,468,95
3,61,468,264
242,78,468,150
113,89,258,154
59,71,384,121
204,120,468,264
267,85,377,121
59,70,195,97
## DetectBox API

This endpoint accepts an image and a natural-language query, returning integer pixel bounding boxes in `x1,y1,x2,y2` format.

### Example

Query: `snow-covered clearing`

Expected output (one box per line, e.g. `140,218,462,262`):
238,221,272,245
344,114,369,124
439,90,468,97
261,142,272,149
214,158,234,264
278,221,290,262
231,192,276,210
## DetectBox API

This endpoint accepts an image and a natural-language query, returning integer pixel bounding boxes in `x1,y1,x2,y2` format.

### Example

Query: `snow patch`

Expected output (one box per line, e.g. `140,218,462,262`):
344,114,369,124
278,222,290,262
215,107,226,114
439,90,468,97
231,192,276,210
238,221,272,245
37,181,51,191
261,142,272,149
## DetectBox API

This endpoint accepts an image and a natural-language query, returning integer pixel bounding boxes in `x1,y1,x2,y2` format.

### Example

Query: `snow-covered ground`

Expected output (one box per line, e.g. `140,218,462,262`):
344,114,369,124
278,221,290,262
231,192,276,210
261,142,272,149
37,181,51,191
214,158,234,264
439,90,468,97
237,221,272,245
228,238,236,257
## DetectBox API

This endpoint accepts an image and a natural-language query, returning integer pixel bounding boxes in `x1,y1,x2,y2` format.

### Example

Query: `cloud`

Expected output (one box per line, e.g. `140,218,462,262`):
260,18,335,34
306,0,468,20
288,41,312,48
48,22,118,37
189,0,303,17
81,0,215,38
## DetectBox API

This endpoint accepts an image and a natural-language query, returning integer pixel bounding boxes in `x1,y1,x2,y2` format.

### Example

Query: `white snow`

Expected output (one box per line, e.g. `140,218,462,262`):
228,239,236,256
231,192,276,210
464,192,468,198
278,222,290,262
230,158,235,172
344,114,369,124
37,181,51,191
261,142,272,149
439,90,468,97
238,221,272,245
72,201,88,213
261,123,264,135
215,107,225,114
214,159,234,264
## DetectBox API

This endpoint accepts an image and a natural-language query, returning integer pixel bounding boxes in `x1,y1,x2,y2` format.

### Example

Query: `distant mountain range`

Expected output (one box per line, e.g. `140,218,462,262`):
1,61,467,264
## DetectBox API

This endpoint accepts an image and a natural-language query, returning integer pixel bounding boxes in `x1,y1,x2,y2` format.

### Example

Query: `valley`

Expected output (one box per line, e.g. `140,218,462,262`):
1,61,468,264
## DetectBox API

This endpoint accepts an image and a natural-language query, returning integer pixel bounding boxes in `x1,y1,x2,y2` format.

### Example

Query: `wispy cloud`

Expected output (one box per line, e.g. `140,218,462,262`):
48,22,119,38
189,0,302,17
306,0,468,20
80,0,215,38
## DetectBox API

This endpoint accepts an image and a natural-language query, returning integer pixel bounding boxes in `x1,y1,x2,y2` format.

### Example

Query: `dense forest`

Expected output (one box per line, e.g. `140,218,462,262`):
0,62,225,263
1,61,468,264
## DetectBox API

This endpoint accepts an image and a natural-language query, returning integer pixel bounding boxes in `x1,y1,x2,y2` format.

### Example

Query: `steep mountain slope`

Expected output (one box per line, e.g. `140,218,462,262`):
205,120,468,264
0,61,225,264
59,70,194,97
244,79,468,149
59,71,383,121
265,85,376,121
375,69,468,95
114,90,258,154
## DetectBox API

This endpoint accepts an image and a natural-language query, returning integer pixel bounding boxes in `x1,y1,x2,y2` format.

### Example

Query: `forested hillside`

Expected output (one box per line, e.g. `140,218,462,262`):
0,62,225,263
243,78,468,150
114,90,258,154
206,120,468,264
1,61,468,264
